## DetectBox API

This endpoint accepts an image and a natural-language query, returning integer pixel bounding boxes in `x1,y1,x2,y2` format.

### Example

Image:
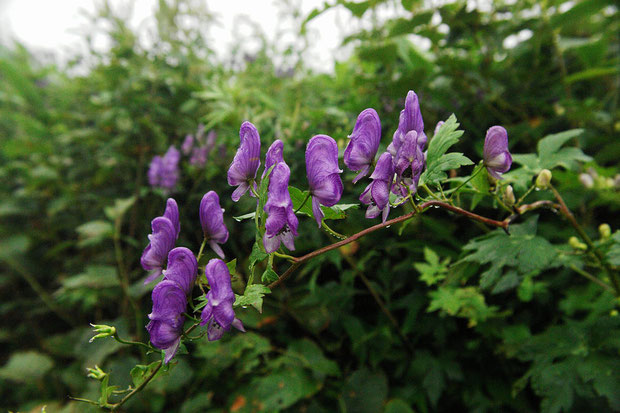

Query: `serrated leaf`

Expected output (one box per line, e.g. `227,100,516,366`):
289,186,357,221
234,284,271,313
248,241,268,274
261,267,278,283
226,259,237,275
130,361,162,388
414,247,448,286
420,114,472,185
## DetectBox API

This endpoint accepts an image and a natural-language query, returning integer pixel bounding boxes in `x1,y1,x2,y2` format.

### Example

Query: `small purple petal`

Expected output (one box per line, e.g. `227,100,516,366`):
141,216,177,280
228,121,261,201
148,280,187,321
181,134,194,155
199,191,229,257
388,90,426,156
163,198,180,238
483,126,512,179
200,259,242,341
262,140,284,179
163,247,197,296
344,108,381,182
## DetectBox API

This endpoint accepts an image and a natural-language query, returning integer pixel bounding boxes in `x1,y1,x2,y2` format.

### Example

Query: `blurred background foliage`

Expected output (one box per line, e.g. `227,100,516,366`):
1,0,619,411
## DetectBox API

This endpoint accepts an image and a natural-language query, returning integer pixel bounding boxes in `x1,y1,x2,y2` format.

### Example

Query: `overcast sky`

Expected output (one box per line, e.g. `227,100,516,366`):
0,0,368,72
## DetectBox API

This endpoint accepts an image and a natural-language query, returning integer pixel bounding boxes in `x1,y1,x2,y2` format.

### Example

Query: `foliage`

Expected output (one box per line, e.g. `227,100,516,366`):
1,0,619,412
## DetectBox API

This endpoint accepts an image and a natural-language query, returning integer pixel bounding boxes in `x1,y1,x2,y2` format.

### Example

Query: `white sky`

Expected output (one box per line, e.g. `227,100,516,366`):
0,0,364,72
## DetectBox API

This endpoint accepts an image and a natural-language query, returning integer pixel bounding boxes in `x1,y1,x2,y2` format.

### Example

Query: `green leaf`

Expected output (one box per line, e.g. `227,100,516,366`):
130,361,162,388
226,258,237,275
420,114,472,185
234,284,271,313
289,186,358,221
463,216,558,290
428,286,499,326
76,220,113,248
384,399,415,413
59,265,119,290
261,267,279,284
342,368,388,413
414,247,449,286
103,196,136,221
0,351,53,382
288,339,340,377
606,231,620,266
249,241,268,273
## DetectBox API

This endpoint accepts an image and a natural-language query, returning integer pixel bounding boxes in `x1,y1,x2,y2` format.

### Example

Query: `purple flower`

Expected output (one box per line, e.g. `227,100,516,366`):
181,134,194,155
141,199,180,284
263,162,298,253
360,152,394,222
483,126,512,180
262,139,284,180
305,135,343,227
200,259,245,341
228,121,261,202
199,191,229,259
146,280,186,363
189,146,208,167
163,247,197,296
387,91,426,157
344,108,381,183
393,130,425,196
148,146,181,193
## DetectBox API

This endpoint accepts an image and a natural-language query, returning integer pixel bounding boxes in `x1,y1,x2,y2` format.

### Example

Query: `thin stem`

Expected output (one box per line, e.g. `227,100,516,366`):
196,238,207,264
4,257,75,326
294,192,311,213
321,221,347,240
450,163,483,199
343,255,414,353
269,200,509,289
113,216,143,347
273,251,297,262
516,184,536,206
421,184,441,200
113,332,158,353
109,361,162,411
549,184,620,295
569,264,614,293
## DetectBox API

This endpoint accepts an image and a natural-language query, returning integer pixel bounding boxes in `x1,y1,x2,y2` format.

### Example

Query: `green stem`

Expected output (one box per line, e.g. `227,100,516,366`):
516,184,536,206
569,264,614,293
294,192,311,213
196,238,207,264
109,361,163,411
421,184,441,200
113,332,158,353
321,221,347,240
549,184,620,295
450,163,484,199
273,251,297,262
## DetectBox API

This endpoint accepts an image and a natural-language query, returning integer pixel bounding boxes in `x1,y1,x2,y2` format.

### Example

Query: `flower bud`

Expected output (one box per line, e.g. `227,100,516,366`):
535,169,552,189
89,323,116,342
86,365,107,381
568,236,587,250
599,223,611,239
504,185,516,205
579,173,594,188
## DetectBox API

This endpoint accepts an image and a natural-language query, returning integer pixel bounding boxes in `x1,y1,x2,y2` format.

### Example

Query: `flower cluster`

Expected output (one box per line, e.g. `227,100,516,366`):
146,247,197,363
139,92,513,365
183,124,217,168
148,146,181,194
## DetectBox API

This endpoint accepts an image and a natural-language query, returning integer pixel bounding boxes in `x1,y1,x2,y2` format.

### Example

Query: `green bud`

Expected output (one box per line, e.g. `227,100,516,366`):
535,169,552,189
568,236,587,250
504,185,516,205
86,365,107,381
599,223,611,239
89,323,116,342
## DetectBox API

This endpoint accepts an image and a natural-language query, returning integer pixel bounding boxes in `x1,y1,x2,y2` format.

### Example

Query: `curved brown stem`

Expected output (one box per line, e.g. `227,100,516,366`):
268,201,510,289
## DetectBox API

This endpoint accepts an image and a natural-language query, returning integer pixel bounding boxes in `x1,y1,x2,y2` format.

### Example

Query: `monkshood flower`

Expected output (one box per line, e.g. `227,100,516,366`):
146,280,187,363
181,134,194,155
163,247,197,296
387,90,426,157
483,126,512,179
199,191,229,259
264,162,298,253
344,108,381,183
141,199,180,284
360,152,394,223
261,139,284,180
228,121,261,201
200,259,245,341
393,130,425,196
306,135,343,227
148,146,181,193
